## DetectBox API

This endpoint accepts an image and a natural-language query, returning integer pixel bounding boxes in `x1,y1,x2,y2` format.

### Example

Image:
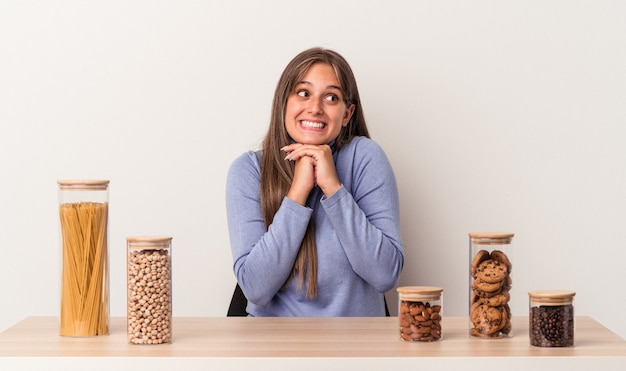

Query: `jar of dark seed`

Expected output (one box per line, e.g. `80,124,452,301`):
397,286,443,342
528,290,575,347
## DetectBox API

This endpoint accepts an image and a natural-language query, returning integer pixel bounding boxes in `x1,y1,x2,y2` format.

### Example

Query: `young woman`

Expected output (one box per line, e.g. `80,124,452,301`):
226,47,404,316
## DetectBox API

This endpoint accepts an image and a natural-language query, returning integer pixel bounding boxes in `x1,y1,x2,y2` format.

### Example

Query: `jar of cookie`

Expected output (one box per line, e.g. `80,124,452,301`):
127,236,173,344
529,290,575,347
469,232,514,338
397,286,443,342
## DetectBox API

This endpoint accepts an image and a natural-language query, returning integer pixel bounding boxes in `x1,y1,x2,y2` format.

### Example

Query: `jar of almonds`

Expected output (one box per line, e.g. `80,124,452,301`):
529,290,575,347
126,236,173,344
397,286,443,342
469,232,514,338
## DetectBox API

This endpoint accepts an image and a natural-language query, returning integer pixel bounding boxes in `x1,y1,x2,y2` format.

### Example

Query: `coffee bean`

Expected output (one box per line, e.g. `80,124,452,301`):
529,304,574,347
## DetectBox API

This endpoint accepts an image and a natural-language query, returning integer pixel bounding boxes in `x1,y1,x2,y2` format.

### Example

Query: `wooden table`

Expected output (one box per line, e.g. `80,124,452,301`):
1,316,625,370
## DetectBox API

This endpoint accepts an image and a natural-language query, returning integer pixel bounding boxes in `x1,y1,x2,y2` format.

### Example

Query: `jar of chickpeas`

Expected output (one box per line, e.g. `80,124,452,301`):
397,286,443,342
126,236,173,344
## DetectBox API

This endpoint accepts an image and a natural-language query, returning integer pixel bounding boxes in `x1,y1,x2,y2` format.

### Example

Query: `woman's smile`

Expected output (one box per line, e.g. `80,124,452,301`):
300,120,326,130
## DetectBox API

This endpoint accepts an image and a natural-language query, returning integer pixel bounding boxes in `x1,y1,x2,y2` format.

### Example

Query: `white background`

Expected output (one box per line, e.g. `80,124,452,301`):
1,0,625,340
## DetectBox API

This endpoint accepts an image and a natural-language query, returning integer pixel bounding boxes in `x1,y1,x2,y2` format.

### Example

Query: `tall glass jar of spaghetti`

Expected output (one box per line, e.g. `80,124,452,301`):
469,232,514,338
57,180,110,337
127,236,173,344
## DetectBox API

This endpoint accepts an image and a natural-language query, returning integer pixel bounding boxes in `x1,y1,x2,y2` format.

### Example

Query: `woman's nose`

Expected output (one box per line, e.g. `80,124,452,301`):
308,98,323,114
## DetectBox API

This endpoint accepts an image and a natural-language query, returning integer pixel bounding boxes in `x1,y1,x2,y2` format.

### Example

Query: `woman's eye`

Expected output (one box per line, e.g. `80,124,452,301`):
297,90,309,97
325,94,339,102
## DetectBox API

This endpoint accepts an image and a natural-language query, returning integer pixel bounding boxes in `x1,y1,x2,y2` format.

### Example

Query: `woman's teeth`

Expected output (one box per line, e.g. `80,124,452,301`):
301,120,325,129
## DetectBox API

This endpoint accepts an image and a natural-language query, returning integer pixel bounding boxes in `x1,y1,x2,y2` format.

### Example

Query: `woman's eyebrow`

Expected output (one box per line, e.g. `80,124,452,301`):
297,81,342,91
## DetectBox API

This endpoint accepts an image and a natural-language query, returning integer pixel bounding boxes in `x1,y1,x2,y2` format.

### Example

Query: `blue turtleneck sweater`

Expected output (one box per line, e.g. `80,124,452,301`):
225,136,404,316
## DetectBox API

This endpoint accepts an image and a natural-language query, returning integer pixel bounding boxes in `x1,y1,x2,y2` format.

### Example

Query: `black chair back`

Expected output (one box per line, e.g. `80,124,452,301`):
227,283,248,316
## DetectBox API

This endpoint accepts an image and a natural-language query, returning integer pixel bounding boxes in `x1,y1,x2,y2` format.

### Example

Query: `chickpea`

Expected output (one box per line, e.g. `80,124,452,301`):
127,249,171,344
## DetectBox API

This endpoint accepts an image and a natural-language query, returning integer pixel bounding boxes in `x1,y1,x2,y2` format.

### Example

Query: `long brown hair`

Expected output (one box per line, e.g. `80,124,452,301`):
260,47,370,298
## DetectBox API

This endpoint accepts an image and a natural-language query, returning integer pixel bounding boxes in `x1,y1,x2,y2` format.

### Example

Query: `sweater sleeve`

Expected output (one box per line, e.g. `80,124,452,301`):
320,138,404,293
225,151,313,305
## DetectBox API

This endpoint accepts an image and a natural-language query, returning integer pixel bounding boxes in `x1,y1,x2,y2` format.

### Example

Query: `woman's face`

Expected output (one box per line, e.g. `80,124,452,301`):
284,63,354,145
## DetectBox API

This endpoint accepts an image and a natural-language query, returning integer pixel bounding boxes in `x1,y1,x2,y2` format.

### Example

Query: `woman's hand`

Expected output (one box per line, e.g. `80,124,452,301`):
282,143,342,205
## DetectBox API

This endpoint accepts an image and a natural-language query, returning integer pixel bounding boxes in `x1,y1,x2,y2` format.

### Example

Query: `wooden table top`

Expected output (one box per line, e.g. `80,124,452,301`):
1,316,625,358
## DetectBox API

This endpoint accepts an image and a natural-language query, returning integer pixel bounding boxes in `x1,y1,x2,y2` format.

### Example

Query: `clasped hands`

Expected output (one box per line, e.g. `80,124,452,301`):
282,143,341,205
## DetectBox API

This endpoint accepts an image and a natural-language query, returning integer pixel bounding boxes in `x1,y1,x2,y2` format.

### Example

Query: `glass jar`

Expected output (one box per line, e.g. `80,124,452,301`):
529,290,575,347
469,232,514,338
127,236,173,344
397,286,443,342
57,180,110,337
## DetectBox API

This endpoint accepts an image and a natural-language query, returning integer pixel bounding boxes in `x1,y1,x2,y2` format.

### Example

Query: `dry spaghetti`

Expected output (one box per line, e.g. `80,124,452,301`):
59,201,109,336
